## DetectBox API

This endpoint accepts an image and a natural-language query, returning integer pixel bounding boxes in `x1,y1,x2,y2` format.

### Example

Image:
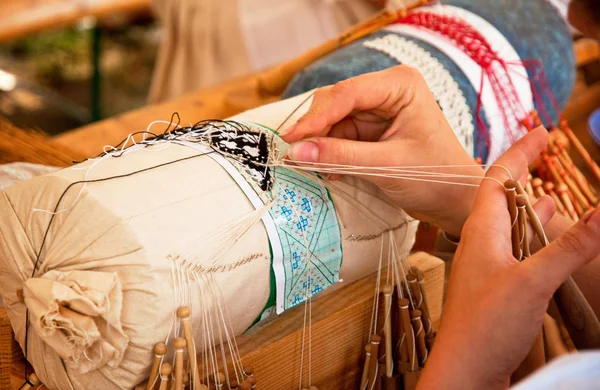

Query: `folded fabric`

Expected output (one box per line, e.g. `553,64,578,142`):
23,270,129,374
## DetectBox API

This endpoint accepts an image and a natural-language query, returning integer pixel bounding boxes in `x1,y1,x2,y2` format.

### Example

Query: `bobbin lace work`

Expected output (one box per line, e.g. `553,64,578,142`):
364,35,475,156
403,7,531,159
346,218,416,242
168,253,269,273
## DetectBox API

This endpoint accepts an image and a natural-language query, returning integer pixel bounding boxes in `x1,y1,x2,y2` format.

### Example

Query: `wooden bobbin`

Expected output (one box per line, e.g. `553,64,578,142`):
243,366,254,376
415,269,433,337
504,181,522,259
360,345,372,390
19,373,40,390
560,119,600,182
554,277,600,349
554,142,598,205
173,337,186,390
512,179,549,246
198,385,209,390
382,284,394,378
406,274,422,311
532,178,546,199
176,306,201,386
403,370,420,390
398,298,417,372
516,195,530,258
147,342,167,390
559,168,590,213
229,379,239,390
543,182,567,216
242,366,256,388
210,372,226,388
238,380,252,390
525,174,535,198
543,314,569,360
245,375,257,389
397,306,410,366
367,335,382,387
410,310,428,366
557,183,579,221
159,362,172,390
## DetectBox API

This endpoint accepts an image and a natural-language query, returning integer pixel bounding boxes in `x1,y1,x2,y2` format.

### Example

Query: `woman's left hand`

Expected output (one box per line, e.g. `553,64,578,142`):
418,131,600,389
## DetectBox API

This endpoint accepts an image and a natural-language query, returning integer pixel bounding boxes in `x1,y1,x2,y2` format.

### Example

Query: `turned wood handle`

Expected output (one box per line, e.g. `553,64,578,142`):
553,276,600,349
173,338,186,390
382,285,394,378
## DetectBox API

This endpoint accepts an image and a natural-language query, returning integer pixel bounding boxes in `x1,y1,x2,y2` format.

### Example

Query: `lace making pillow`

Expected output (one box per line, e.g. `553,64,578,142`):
283,0,576,164
0,92,423,390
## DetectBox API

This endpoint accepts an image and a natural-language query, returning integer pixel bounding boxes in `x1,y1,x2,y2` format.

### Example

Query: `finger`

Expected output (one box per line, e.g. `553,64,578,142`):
470,128,549,220
527,195,556,246
281,65,421,143
286,136,400,168
522,207,600,294
487,127,549,185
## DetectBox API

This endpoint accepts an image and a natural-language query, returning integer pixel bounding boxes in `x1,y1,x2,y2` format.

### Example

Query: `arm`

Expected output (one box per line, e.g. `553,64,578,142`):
417,132,600,389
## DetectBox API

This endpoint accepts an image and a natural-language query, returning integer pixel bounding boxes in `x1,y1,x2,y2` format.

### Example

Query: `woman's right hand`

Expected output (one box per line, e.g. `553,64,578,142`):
282,65,485,237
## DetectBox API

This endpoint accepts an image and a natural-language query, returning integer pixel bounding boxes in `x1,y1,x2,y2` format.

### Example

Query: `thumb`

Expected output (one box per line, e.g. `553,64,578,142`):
286,137,400,168
523,207,600,294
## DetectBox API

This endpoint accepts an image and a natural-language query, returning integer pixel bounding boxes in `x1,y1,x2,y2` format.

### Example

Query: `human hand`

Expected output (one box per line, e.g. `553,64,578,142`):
568,0,600,39
281,65,483,237
417,129,600,390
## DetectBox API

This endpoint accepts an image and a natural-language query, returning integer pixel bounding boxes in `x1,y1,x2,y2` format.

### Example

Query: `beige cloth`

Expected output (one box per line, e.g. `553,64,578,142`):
23,270,128,374
148,0,378,103
0,92,419,390
0,162,59,191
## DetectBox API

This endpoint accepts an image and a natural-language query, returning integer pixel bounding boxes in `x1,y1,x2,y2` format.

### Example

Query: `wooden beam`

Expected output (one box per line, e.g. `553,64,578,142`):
228,252,444,390
0,0,151,42
53,72,269,158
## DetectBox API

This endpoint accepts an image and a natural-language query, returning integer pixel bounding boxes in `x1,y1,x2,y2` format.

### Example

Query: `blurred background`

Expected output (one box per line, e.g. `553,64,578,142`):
0,7,159,134
0,0,385,135
0,0,598,139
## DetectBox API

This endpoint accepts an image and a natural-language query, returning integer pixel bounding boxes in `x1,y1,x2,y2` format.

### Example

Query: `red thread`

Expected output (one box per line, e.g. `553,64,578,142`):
397,11,531,154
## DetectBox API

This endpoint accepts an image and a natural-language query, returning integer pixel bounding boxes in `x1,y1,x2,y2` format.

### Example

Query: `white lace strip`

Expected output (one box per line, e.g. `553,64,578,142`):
364,34,475,157
384,4,533,164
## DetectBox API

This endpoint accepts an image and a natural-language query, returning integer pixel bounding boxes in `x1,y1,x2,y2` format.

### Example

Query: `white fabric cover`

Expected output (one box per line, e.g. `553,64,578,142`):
0,92,419,390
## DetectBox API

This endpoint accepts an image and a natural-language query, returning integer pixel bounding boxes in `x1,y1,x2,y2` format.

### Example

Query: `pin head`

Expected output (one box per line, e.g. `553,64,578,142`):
246,376,257,385
504,179,518,190
153,342,167,355
174,337,186,349
557,183,568,194
516,194,528,207
243,366,255,376
238,381,252,390
160,362,172,376
543,182,554,192
177,306,191,318
397,298,409,307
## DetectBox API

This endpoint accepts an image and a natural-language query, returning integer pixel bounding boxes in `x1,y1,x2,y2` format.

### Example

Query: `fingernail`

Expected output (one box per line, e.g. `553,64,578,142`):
287,141,319,162
583,207,600,231
279,123,297,136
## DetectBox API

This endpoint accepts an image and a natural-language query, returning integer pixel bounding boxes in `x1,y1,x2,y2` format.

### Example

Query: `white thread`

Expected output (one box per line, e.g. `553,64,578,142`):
364,34,475,157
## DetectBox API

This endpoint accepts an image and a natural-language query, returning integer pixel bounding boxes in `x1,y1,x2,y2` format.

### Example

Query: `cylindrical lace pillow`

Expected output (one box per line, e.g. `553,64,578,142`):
283,0,576,164
0,92,450,390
